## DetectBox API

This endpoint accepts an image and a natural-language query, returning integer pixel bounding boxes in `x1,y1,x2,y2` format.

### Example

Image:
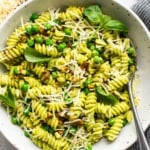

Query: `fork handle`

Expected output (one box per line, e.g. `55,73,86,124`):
128,78,150,150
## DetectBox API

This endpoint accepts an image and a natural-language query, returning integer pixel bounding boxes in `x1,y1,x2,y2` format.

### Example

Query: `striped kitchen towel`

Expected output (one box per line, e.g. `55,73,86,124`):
132,0,150,30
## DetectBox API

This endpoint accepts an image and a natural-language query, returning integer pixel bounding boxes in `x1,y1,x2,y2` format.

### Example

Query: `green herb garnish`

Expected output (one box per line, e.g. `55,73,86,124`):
83,5,128,32
96,86,118,105
24,47,51,63
0,87,15,108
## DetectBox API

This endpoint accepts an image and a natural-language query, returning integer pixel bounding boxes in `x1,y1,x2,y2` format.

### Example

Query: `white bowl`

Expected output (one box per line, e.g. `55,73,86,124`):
0,0,150,150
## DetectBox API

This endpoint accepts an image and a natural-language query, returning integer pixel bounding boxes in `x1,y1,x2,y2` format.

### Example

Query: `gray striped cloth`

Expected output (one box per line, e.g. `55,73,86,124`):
128,127,150,150
128,0,150,149
132,0,150,30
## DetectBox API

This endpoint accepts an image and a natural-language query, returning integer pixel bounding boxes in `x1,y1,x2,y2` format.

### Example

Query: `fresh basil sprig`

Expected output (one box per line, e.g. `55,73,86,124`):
83,5,103,24
104,19,128,32
96,86,118,105
0,87,15,108
24,47,51,63
83,5,128,32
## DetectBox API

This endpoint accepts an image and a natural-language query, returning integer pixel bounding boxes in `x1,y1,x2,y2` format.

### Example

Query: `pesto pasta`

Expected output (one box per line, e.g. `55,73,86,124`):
0,4,137,150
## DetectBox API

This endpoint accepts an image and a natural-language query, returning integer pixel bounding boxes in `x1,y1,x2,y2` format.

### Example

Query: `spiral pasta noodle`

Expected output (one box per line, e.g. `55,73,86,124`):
32,126,70,149
35,11,51,24
52,30,65,41
0,74,19,88
0,43,26,63
111,101,130,117
88,122,104,143
27,85,57,99
84,92,97,114
46,102,66,112
105,115,124,141
32,63,47,79
34,44,58,57
30,113,42,127
46,116,59,129
6,25,26,47
15,102,33,128
107,75,129,91
58,6,83,21
24,77,42,87
32,100,48,120
95,102,112,118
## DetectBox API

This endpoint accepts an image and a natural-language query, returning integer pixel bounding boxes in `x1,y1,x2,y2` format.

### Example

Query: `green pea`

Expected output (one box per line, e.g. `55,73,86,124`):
65,97,73,104
43,125,54,134
11,116,18,125
30,13,39,22
87,42,94,49
108,118,115,126
91,33,98,39
123,119,128,126
24,131,30,137
87,41,91,47
93,56,104,64
52,71,58,79
96,47,103,54
84,78,92,88
87,145,92,150
23,107,30,116
21,83,29,92
49,127,55,134
92,50,99,56
99,57,104,64
45,38,53,46
63,28,72,35
35,36,43,44
57,42,67,52
43,125,50,131
127,47,135,56
13,67,19,75
31,24,39,33
27,39,34,47
44,23,52,30
90,44,96,50
25,27,32,35
18,120,22,126
83,88,90,95
128,58,135,65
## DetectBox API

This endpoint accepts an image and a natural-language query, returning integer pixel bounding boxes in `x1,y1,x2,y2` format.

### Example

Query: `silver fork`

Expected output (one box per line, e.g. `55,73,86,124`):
128,73,150,150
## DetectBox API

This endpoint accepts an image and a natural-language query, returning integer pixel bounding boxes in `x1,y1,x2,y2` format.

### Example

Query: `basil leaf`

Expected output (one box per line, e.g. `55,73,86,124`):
0,94,15,108
83,5,128,32
83,5,103,24
7,87,14,101
99,15,111,27
104,19,128,32
96,86,118,105
24,47,51,63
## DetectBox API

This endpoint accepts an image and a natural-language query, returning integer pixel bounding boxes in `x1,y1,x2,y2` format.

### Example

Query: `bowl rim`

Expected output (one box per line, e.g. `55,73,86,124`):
0,0,149,37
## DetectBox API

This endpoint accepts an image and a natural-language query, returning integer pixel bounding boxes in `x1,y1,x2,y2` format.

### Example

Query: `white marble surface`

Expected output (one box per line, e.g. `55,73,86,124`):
0,0,138,150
